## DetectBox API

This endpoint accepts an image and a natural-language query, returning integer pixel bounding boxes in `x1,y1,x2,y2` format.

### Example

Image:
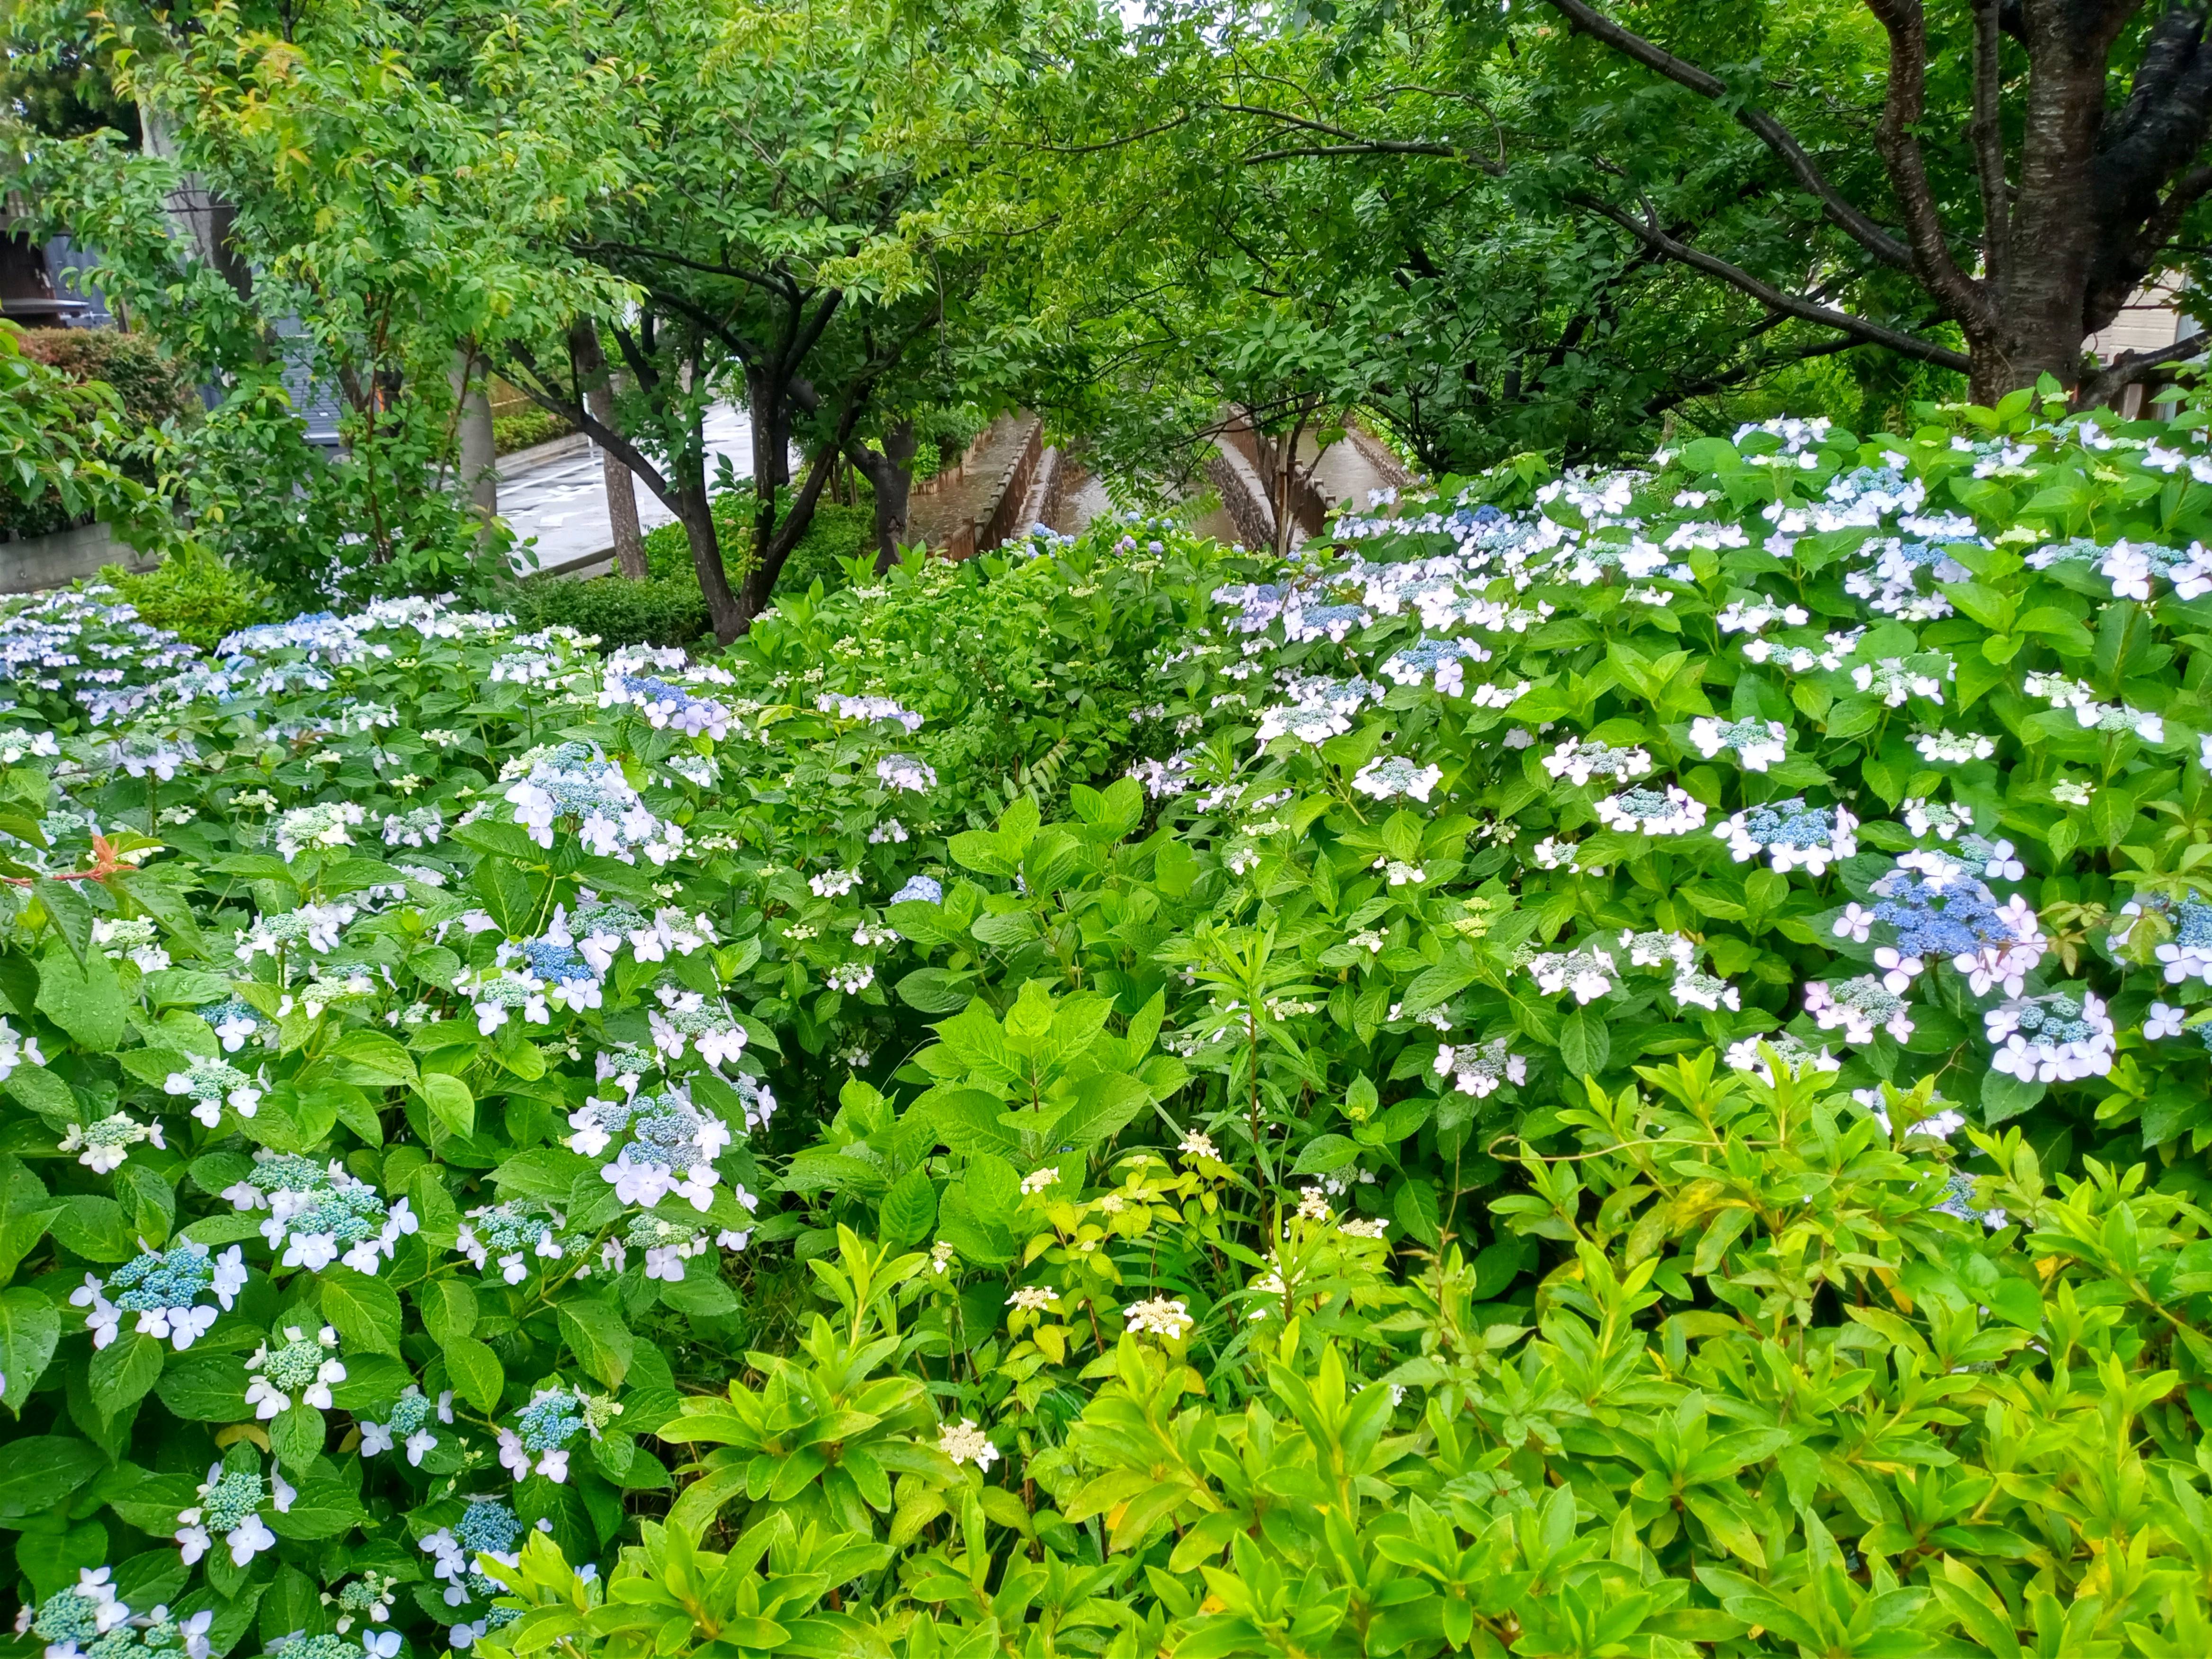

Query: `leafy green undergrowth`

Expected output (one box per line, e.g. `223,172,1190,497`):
5,390,2212,1659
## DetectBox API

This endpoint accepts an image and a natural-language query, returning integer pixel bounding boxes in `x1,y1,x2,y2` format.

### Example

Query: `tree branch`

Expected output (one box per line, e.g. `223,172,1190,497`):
2079,326,2209,407
1539,0,1915,269
495,341,678,516
1861,0,1998,333
1579,193,1972,372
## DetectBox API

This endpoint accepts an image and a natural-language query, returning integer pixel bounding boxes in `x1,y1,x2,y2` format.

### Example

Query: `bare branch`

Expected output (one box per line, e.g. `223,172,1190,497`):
1539,0,1915,270
1581,194,1972,372
2079,327,2209,407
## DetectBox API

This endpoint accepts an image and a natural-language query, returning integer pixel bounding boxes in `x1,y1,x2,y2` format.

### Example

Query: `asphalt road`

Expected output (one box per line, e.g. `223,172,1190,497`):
497,403,764,578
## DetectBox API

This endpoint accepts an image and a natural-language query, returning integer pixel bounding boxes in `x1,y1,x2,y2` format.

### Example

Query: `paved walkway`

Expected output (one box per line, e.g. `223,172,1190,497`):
908,416,1037,550
497,403,762,577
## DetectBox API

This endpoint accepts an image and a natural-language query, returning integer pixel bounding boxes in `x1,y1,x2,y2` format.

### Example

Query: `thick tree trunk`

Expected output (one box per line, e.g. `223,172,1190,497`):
1990,22,2110,395
571,321,646,579
450,348,497,549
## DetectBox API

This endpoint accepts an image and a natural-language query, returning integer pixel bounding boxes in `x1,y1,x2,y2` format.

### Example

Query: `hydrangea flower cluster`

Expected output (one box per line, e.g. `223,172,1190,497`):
421,1499,524,1606
273,801,366,860
1378,635,1487,695
567,1084,733,1209
1351,756,1443,803
602,673,732,738
227,1157,418,1273
1714,799,1857,874
58,1111,164,1173
244,1324,346,1417
1687,716,1789,771
1836,849,2047,997
1542,739,1650,786
499,1388,587,1482
72,1241,246,1350
1804,976,1917,1045
1593,784,1708,837
175,1463,292,1567
1986,990,2116,1082
877,753,937,792
1432,1036,1526,1097
359,1385,454,1463
163,1056,264,1126
646,983,748,1066
1522,944,1619,1004
23,1572,212,1659
817,692,923,731
504,742,682,863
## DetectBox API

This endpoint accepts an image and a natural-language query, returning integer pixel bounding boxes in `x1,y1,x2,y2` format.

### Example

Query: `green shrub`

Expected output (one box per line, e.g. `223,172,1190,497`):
492,408,576,454
97,544,275,649
640,481,880,597
18,327,200,431
1,326,194,541
512,570,709,648
12,390,2212,1659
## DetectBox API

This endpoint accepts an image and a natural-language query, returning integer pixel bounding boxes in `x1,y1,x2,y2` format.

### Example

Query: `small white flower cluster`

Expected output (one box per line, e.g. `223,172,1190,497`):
1986,989,2116,1082
937,1419,1000,1470
0,1015,46,1081
1542,738,1650,787
2018,672,2167,742
243,1324,346,1418
235,901,358,962
1851,656,1949,707
647,982,749,1067
91,915,169,973
58,1111,164,1173
1433,1035,1525,1097
176,1464,293,1568
1688,716,1788,772
1723,1033,1840,1083
1523,944,1619,1004
817,692,924,731
1593,784,1708,837
1122,1296,1195,1339
505,741,684,863
225,1156,419,1274
1804,976,1915,1045
273,801,366,860
1351,756,1443,803
1714,799,1858,875
566,1082,734,1210
1912,730,1996,763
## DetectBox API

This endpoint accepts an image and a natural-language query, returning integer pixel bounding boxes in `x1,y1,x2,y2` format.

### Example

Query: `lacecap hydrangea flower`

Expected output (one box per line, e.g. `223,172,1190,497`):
1714,799,1857,875
243,1324,346,1418
175,1463,293,1567
72,1240,246,1350
359,1384,454,1464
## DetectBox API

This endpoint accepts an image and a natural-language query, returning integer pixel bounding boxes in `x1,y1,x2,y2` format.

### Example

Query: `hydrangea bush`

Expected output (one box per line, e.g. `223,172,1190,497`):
2,402,2211,1657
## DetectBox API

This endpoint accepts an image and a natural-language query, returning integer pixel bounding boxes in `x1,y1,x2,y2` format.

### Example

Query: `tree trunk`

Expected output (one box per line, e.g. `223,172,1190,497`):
137,102,256,308
450,348,497,549
677,480,742,643
1985,28,2108,396
848,419,918,571
746,366,791,493
571,322,646,579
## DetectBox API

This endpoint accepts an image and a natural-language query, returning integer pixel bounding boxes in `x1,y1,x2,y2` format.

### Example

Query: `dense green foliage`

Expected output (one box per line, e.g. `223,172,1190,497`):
5,388,2212,1659
98,547,277,652
636,486,880,598
490,416,574,460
